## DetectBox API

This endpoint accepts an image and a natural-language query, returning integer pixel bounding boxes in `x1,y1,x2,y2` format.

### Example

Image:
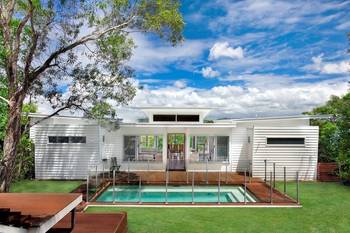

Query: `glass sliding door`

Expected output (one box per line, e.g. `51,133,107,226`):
189,136,229,162
123,135,163,162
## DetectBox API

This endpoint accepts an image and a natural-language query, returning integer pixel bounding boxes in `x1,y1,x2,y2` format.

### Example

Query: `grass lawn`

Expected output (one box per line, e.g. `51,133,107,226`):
10,180,82,193
86,182,350,233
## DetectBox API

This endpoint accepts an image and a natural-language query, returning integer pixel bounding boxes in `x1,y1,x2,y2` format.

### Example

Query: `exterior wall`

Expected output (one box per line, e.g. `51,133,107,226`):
32,124,101,179
251,127,319,181
103,126,233,172
30,115,319,180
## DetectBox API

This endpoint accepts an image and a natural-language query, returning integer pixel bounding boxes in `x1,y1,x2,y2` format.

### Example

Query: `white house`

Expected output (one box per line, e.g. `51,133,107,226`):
29,107,319,181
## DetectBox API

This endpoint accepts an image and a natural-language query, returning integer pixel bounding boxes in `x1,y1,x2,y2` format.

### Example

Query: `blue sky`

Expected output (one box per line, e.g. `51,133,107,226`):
38,0,350,120
120,0,350,119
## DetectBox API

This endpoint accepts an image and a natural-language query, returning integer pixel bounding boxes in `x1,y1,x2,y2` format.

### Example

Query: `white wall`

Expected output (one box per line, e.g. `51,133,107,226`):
33,124,100,179
252,127,319,181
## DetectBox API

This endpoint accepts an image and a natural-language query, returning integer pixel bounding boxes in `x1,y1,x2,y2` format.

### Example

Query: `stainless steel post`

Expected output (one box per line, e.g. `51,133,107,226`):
273,163,276,188
296,171,300,204
102,163,105,180
192,171,194,204
128,158,130,184
86,175,89,202
264,159,267,182
113,170,116,204
225,164,228,184
147,159,150,172
165,171,168,204
218,172,221,204
284,166,287,194
270,171,273,204
206,158,208,184
186,171,188,184
95,165,98,192
244,170,247,204
138,176,142,204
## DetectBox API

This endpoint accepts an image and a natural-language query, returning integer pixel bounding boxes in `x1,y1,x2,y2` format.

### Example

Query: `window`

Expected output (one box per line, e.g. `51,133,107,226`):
189,136,229,162
124,135,163,161
48,136,86,144
153,114,200,122
69,136,86,143
153,114,176,122
177,115,200,122
267,138,305,145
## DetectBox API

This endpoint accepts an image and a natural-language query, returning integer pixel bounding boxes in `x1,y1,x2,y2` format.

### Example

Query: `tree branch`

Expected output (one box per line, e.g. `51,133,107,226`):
0,95,10,105
31,15,135,81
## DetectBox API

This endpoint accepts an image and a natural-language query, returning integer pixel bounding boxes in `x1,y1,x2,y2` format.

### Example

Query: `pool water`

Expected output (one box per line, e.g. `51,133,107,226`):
96,185,257,203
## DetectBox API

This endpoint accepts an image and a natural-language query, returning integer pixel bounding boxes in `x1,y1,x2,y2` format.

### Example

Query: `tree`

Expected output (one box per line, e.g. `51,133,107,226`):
0,0,184,192
306,90,350,181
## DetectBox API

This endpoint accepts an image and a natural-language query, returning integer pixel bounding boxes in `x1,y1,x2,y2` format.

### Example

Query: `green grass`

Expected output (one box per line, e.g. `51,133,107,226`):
86,182,350,233
10,180,82,193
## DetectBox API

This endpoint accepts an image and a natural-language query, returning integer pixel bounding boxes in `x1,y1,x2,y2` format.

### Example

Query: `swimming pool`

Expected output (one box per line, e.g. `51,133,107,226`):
96,185,257,203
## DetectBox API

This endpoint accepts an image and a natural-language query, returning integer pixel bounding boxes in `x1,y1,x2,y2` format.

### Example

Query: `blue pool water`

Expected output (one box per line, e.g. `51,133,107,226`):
96,185,257,203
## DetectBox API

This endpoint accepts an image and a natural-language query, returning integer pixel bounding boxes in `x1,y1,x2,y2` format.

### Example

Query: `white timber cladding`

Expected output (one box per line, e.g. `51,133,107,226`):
29,113,319,181
252,127,319,181
229,127,251,172
33,124,100,179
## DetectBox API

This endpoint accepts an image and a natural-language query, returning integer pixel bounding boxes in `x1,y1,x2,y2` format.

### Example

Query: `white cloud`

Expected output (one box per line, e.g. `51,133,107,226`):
306,54,350,74
209,42,244,60
336,21,350,30
128,79,349,119
201,67,220,78
174,80,187,89
129,33,208,74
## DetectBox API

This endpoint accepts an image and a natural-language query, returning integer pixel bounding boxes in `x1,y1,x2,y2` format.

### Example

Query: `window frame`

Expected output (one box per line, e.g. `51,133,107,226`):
266,137,305,147
48,136,86,144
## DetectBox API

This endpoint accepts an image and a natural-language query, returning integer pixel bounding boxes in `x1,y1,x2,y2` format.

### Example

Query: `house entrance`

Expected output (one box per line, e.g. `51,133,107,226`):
167,133,186,171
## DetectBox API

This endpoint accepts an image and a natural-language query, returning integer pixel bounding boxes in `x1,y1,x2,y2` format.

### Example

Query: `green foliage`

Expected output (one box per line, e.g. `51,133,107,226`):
307,91,350,180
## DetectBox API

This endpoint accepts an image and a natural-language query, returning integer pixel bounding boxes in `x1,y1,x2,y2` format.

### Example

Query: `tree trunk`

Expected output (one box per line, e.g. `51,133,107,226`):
0,97,24,192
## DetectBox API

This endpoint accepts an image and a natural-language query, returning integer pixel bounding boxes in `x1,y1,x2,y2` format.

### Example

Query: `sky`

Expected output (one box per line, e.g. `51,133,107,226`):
38,0,350,120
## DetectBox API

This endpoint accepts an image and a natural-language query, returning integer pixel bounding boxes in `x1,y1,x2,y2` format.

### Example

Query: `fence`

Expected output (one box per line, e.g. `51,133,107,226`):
85,158,300,205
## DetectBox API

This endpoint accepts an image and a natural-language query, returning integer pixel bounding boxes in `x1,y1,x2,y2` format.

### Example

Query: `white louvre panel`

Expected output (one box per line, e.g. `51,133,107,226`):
33,124,100,179
252,127,319,181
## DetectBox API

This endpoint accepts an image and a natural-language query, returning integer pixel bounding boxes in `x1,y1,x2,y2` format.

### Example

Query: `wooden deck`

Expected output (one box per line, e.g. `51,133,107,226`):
50,212,127,233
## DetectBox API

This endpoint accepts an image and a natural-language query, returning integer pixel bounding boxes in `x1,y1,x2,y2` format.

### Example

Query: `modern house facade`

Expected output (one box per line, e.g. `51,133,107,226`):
30,107,319,181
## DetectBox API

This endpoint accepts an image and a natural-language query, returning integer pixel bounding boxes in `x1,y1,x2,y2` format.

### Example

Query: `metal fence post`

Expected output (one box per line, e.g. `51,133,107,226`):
165,171,168,204
270,171,273,204
147,159,150,172
113,170,116,204
218,172,221,204
206,158,209,184
138,176,142,204
192,171,194,204
264,160,267,182
284,166,287,194
296,171,300,204
95,165,98,192
127,158,130,184
86,175,89,203
273,162,276,188
225,164,228,184
244,170,247,204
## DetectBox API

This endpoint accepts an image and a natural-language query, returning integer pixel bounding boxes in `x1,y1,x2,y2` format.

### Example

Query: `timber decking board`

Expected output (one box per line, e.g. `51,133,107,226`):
50,212,127,233
0,193,80,216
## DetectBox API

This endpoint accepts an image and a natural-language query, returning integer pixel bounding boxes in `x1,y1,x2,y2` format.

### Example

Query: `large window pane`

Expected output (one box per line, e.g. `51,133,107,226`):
124,135,163,161
217,136,229,161
124,136,137,161
189,136,229,162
